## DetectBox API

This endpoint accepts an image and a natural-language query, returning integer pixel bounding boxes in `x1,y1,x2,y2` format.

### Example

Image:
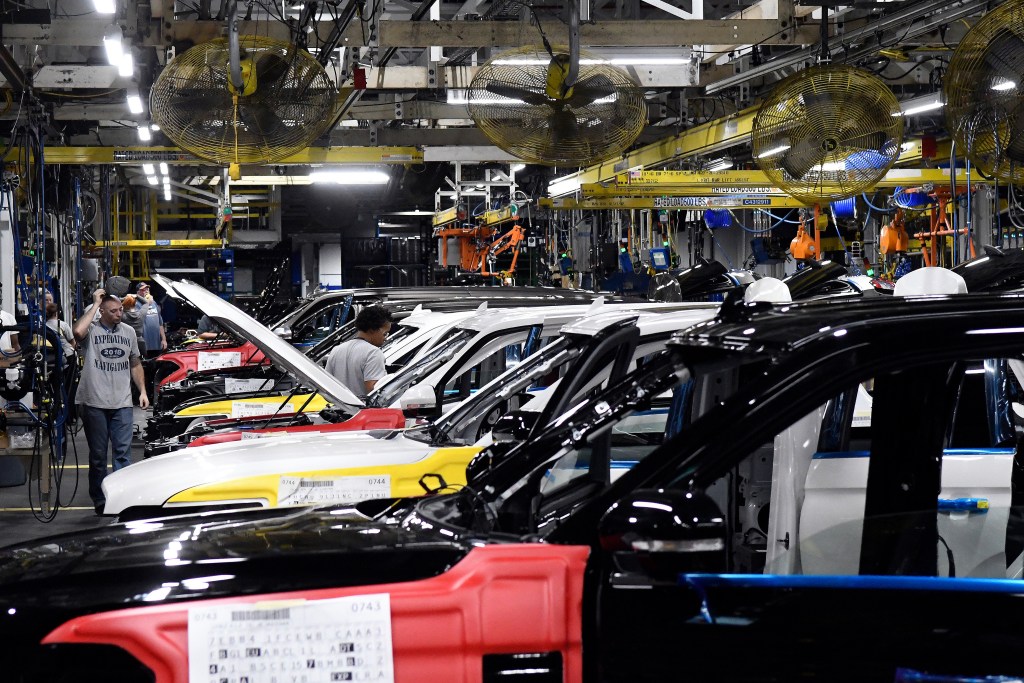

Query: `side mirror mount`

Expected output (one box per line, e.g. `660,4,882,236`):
599,488,727,579
491,410,539,443
397,383,436,416
273,326,292,340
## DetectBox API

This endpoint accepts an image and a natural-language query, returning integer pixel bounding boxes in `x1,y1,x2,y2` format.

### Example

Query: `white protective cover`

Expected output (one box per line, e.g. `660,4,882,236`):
743,277,792,303
893,267,968,296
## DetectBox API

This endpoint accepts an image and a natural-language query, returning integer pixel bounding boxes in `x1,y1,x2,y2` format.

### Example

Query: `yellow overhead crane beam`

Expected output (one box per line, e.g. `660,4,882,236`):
546,99,949,195
92,239,225,250
540,195,806,210
2,146,423,165
541,168,984,210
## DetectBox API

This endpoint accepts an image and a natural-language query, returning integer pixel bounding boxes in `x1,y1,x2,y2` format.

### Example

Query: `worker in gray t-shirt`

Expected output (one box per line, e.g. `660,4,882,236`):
73,290,150,515
324,305,393,398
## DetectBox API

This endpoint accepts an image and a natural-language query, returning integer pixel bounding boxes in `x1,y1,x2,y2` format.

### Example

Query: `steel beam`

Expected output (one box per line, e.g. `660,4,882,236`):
6,15,816,48
379,19,815,47
705,0,990,93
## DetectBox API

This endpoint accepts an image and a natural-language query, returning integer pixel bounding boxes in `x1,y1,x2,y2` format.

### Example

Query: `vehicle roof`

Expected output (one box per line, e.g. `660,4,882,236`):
456,302,609,332
670,292,1024,357
561,302,718,336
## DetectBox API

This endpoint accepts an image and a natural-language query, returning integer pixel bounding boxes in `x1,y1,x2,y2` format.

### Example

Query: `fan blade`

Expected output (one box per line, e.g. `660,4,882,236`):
164,91,230,111
240,103,286,136
780,136,827,179
837,129,887,152
549,109,580,140
563,75,617,108
255,52,290,90
484,83,549,107
984,33,1024,85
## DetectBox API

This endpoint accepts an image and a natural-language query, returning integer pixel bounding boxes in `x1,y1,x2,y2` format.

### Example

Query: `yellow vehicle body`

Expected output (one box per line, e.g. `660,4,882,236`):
164,446,483,508
174,392,330,418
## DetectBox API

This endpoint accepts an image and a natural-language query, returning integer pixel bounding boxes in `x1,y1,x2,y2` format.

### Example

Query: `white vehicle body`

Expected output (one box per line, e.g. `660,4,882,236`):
104,304,719,516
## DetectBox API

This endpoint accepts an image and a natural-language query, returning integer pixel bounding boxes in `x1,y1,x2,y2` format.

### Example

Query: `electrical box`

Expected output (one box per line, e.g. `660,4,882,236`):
649,248,670,272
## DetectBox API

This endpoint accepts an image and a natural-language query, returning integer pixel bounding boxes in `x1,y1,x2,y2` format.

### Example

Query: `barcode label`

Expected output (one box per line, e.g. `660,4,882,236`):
231,608,291,621
298,480,334,488
189,594,394,683
278,475,391,507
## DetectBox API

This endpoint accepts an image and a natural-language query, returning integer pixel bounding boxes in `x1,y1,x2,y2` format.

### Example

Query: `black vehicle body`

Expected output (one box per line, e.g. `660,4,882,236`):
8,293,1024,681
952,245,1024,292
648,259,757,302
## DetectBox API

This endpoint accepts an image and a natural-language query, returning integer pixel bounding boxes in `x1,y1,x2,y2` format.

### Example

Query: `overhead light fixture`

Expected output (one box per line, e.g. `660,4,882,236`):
150,123,160,131
103,25,124,66
126,86,143,114
147,176,158,185
511,163,526,173
309,170,390,184
757,144,791,159
142,163,155,174
137,125,151,142
159,162,168,174
92,0,116,12
817,161,846,172
992,78,1017,92
894,94,944,117
118,50,134,78
706,157,733,172
163,185,171,201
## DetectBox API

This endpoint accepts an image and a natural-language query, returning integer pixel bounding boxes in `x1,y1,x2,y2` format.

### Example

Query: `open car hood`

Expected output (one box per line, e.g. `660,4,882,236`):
156,276,364,412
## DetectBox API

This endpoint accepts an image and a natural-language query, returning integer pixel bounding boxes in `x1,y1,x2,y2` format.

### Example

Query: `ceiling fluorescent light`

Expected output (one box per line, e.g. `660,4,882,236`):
309,170,389,184
137,126,150,142
126,87,144,114
706,157,733,172
511,163,526,173
142,163,155,174
119,50,134,78
159,162,168,174
818,161,846,172
991,78,1017,92
103,26,124,66
147,176,158,185
757,144,790,159
894,94,943,117
93,0,116,12
163,185,171,201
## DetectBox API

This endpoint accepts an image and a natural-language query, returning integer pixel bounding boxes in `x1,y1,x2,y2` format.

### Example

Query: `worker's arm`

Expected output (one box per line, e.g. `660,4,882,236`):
130,357,149,408
159,322,168,350
74,289,104,341
364,379,378,393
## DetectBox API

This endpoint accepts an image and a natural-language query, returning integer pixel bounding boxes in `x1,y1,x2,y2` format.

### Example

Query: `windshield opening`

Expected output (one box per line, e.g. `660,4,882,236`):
432,336,581,444
368,328,474,407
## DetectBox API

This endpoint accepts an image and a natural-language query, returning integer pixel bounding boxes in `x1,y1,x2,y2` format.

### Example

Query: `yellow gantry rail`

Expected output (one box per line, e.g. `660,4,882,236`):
93,239,225,250
2,146,424,165
538,168,985,210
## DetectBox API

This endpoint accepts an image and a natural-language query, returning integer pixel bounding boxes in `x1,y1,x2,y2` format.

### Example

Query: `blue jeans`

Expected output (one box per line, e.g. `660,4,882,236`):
81,405,134,506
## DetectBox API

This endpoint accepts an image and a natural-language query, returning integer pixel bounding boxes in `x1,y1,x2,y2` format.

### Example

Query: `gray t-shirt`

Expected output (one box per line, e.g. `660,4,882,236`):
325,338,386,398
75,320,140,409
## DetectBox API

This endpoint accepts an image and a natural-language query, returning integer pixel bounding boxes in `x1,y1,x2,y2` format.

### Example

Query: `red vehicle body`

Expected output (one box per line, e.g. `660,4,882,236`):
154,341,267,387
186,408,407,447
